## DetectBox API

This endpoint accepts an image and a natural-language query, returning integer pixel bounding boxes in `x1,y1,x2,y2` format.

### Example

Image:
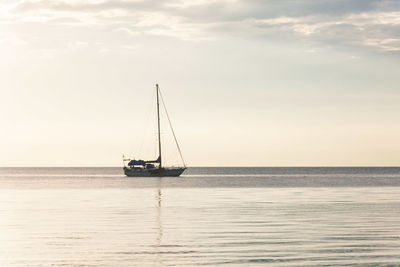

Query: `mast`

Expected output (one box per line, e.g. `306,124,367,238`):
156,84,162,168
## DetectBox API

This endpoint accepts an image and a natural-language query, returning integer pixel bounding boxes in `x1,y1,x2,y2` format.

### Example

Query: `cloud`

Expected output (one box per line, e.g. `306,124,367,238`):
3,0,400,51
0,34,27,46
12,0,164,13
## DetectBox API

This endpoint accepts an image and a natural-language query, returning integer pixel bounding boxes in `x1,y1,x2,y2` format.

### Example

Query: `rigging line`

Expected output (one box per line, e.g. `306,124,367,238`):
158,88,186,168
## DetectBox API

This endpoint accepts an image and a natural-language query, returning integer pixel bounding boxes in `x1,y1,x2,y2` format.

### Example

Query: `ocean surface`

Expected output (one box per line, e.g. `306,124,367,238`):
1,167,400,266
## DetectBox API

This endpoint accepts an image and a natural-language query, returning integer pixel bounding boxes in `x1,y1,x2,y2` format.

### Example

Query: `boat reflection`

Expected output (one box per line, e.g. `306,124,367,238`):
155,178,163,265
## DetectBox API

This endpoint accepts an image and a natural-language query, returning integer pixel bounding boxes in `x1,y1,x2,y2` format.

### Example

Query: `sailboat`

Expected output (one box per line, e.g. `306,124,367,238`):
123,84,187,177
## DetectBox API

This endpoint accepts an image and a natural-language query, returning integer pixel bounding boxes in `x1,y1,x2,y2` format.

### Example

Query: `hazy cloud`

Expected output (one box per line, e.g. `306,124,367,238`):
3,0,400,51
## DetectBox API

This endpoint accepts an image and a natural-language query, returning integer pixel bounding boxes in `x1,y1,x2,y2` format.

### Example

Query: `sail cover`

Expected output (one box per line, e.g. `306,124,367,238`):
128,160,145,166
128,156,160,166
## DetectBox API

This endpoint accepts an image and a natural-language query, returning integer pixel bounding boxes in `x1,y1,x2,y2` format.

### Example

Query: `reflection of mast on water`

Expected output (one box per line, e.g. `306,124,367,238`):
155,178,163,265
156,187,162,246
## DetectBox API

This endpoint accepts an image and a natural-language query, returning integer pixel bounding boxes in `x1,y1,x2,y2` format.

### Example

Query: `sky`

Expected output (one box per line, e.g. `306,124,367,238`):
1,0,400,166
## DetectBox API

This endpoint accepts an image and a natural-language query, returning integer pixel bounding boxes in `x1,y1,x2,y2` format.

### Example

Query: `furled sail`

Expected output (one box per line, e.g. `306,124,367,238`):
128,156,161,166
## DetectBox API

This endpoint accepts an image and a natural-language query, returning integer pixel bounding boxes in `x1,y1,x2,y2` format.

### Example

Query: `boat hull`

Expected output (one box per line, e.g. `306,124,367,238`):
124,167,186,177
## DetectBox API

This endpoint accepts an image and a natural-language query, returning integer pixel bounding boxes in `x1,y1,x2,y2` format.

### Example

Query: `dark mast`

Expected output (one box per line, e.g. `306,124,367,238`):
156,84,162,168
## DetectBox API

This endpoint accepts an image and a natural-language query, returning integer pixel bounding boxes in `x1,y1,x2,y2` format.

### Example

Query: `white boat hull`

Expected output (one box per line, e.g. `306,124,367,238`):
124,167,186,177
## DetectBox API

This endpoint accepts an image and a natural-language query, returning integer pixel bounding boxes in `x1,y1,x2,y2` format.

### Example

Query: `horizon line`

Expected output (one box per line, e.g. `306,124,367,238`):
1,166,400,168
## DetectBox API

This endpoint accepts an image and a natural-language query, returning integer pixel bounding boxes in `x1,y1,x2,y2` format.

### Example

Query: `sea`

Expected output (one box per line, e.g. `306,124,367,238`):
1,167,400,266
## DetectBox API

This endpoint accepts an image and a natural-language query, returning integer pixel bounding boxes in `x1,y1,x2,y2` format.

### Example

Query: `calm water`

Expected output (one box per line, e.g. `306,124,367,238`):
1,167,400,266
